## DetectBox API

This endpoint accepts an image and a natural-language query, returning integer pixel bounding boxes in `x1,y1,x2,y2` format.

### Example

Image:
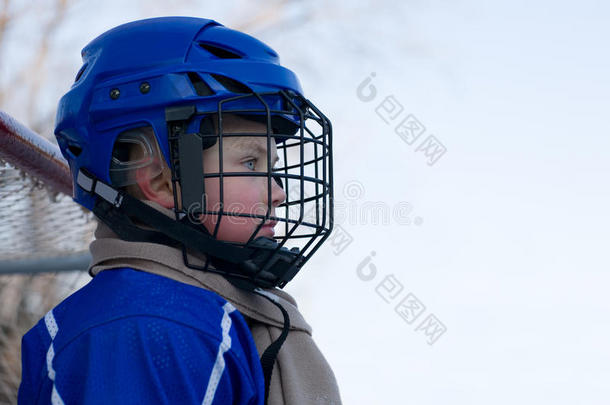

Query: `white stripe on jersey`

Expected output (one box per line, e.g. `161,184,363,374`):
202,302,236,405
44,310,65,405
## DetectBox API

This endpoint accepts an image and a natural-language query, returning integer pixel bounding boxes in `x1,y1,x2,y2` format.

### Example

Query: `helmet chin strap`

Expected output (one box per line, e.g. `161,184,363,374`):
76,169,303,289
251,288,291,405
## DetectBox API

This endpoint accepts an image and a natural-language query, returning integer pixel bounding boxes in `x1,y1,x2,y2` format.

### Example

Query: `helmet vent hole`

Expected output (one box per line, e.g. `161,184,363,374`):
198,42,242,59
74,63,88,83
67,144,82,157
187,72,215,96
210,74,252,94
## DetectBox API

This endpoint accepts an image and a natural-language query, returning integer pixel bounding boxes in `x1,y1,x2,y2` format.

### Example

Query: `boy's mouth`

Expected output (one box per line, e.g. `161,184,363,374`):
258,220,277,237
262,220,278,228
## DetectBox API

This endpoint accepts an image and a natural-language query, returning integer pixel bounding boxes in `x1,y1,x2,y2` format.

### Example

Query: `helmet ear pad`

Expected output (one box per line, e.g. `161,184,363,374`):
109,127,165,188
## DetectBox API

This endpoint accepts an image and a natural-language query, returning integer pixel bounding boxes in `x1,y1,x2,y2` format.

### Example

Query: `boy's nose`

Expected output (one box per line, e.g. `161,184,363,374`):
271,174,286,207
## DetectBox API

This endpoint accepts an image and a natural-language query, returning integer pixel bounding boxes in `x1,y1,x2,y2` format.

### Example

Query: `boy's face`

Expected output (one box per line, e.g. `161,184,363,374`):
199,116,286,243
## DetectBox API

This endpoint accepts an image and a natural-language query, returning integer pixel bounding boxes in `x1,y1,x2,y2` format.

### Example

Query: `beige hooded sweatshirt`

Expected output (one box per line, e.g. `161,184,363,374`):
88,217,342,405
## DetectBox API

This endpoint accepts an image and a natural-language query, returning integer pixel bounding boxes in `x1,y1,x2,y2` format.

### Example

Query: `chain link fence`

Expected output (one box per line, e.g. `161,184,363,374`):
0,161,95,404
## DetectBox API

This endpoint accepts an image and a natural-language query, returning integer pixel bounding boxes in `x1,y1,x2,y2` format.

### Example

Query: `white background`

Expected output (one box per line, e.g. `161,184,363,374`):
2,1,609,403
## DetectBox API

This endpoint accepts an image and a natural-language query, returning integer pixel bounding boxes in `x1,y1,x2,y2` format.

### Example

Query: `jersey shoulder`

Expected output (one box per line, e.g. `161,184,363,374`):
52,268,237,343
19,268,264,404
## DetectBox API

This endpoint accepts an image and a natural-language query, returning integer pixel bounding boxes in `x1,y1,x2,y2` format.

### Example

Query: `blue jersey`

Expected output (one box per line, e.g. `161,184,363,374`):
18,268,265,404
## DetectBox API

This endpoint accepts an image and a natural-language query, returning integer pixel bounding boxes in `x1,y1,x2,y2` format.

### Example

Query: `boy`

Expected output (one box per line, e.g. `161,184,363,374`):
18,17,340,404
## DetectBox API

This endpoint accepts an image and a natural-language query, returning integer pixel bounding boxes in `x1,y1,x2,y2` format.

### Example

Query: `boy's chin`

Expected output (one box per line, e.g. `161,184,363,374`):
256,227,275,239
211,226,275,244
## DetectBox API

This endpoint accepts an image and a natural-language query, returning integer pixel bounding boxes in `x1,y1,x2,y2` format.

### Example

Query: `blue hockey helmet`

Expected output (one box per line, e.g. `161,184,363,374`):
54,17,333,289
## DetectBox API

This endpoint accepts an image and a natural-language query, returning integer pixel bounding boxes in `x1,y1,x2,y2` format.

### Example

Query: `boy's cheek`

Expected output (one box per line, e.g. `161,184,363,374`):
208,218,261,243
202,177,270,225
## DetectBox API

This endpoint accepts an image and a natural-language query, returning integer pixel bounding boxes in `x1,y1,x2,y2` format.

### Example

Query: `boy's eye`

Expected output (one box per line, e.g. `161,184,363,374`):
244,159,256,170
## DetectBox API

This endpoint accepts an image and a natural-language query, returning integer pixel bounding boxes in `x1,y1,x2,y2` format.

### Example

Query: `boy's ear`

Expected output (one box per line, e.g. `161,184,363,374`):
135,164,175,209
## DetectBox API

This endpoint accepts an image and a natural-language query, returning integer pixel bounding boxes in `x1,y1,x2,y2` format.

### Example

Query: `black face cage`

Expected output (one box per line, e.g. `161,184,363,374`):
165,90,333,289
